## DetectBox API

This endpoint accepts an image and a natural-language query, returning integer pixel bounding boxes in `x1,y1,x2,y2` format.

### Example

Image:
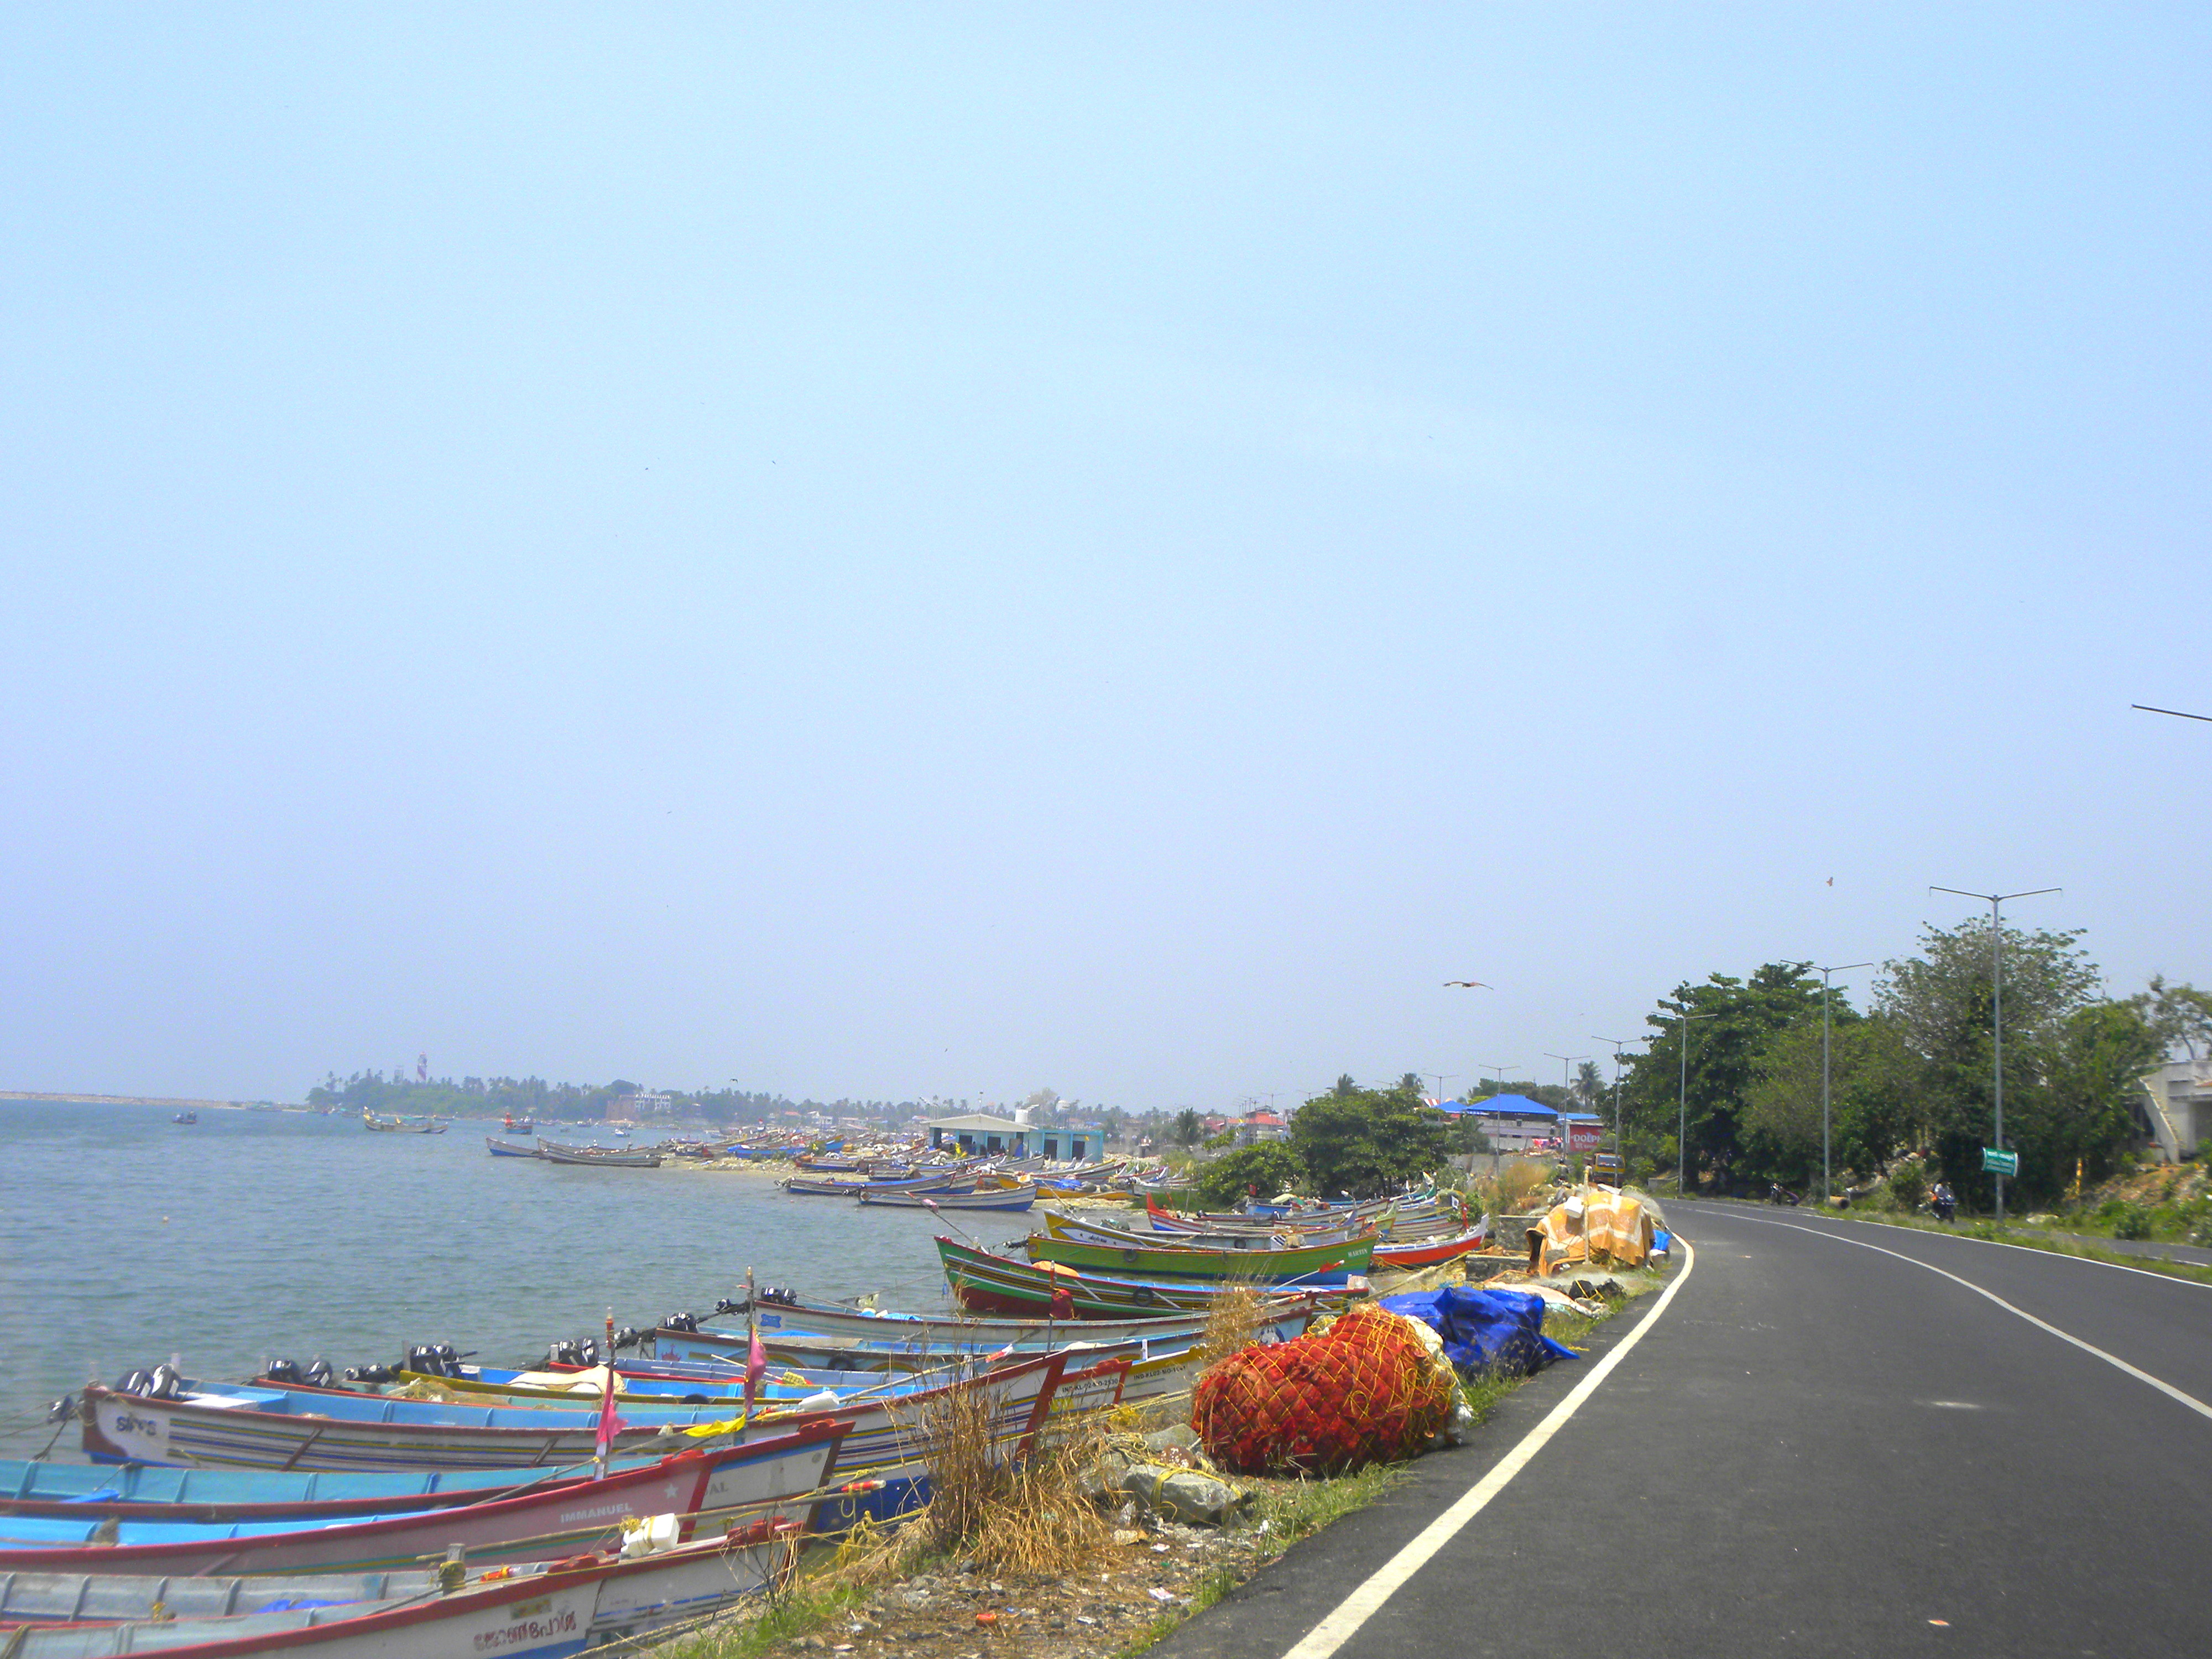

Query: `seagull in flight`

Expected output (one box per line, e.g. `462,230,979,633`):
1443,980,1493,989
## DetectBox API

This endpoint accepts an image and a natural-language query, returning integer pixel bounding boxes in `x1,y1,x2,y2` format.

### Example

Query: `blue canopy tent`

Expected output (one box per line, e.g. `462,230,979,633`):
1438,1093,1559,1118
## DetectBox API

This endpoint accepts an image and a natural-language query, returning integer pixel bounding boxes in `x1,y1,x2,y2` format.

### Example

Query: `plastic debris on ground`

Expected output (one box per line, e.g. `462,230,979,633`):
1376,1282,1579,1378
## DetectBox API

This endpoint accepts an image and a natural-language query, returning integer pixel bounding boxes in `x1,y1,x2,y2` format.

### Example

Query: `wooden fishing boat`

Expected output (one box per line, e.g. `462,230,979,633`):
855,1184,1036,1211
0,1524,802,1659
486,1138,541,1158
77,1351,1098,1515
937,1237,1345,1320
1370,1225,1494,1270
0,1418,849,1575
171,1111,198,1126
1024,1229,1371,1285
1039,1209,1357,1250
783,1171,971,1197
0,1454,691,1526
662,1295,1312,1361
502,1115,535,1134
536,1140,662,1168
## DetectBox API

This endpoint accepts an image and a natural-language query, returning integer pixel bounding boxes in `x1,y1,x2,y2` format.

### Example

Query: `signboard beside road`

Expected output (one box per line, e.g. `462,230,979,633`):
1982,1147,2019,1177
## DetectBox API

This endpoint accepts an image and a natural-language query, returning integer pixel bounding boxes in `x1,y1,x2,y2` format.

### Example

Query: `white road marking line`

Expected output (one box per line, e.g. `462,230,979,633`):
1718,1211,2212,1422
1677,1199,2212,1291
1275,1239,1698,1659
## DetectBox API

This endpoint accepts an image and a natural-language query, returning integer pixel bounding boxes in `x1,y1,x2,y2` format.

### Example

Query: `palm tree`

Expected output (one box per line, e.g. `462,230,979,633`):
1575,1060,1605,1112
1172,1109,1204,1147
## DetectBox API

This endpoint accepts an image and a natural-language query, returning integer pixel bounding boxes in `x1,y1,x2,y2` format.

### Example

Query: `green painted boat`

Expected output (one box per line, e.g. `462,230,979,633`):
1022,1229,1371,1285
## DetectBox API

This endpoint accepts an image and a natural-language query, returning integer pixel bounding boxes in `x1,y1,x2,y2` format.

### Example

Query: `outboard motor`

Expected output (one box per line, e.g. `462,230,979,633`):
404,1344,456,1378
713,1297,745,1317
145,1364,182,1400
546,1338,585,1368
760,1285,799,1308
264,1358,304,1386
612,1326,643,1352
46,1395,78,1424
344,1362,396,1385
301,1358,334,1389
664,1312,698,1333
576,1337,603,1368
432,1344,461,1376
114,1369,154,1396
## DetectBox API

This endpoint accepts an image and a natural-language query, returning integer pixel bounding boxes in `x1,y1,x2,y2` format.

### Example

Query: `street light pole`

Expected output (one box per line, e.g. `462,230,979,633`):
1543,1052,1589,1166
1930,885,2060,1225
1673,1011,1715,1196
1426,1074,1458,1108
1816,962,1873,1207
1592,1035,1635,1174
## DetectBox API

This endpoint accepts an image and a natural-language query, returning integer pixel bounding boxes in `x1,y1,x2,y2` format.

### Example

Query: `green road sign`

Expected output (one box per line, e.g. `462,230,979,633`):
1981,1147,2018,1176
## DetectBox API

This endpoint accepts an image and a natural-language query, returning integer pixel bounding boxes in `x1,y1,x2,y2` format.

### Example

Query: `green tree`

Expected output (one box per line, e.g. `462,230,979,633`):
1740,1010,1917,1188
1171,1109,1204,1147
1617,963,1831,1191
1574,1060,1605,1113
1290,1077,1449,1198
1194,1144,1307,1209
2027,1001,2161,1198
2127,975,2212,1063
1876,919,2100,1198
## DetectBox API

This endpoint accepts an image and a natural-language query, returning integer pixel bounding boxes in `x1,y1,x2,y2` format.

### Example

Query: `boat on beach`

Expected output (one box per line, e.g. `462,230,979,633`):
78,1349,1121,1532
936,1236,1348,1320
855,1184,1036,1211
0,1417,849,1576
536,1140,661,1168
485,1137,541,1157
0,1453,702,1526
0,1524,804,1659
1022,1227,1371,1285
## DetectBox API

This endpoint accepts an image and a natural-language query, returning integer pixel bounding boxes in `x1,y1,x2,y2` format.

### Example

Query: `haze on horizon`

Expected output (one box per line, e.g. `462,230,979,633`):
3,6,2206,1114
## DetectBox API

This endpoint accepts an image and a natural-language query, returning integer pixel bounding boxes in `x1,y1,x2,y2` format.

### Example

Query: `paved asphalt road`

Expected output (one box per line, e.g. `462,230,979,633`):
1155,1202,2212,1659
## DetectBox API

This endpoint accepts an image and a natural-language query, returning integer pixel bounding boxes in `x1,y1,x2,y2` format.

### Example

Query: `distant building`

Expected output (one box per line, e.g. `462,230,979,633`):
2137,1060,2211,1160
1234,1111,1290,1146
611,1092,673,1120
1037,1121,1102,1161
925,1113,1032,1157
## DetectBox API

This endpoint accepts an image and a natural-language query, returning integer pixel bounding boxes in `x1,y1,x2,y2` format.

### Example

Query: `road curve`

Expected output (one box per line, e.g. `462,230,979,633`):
1155,1199,2212,1659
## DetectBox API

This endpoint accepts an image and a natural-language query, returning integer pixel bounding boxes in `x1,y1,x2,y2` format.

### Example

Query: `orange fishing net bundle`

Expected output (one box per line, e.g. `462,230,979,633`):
1191,1306,1456,1476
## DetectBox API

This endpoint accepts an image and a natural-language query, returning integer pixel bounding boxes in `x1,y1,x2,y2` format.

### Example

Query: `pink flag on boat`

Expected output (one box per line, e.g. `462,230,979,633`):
743,1326,767,1417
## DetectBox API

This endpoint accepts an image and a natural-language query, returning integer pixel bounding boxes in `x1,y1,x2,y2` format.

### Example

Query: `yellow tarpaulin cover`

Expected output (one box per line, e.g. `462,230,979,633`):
1526,1187,1654,1275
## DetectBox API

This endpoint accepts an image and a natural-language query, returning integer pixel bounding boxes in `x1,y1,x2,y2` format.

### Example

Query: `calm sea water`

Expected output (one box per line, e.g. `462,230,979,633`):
0,1102,1004,1458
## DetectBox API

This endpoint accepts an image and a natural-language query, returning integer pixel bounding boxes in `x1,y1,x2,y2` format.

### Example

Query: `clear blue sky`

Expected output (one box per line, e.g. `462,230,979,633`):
3,5,2206,1110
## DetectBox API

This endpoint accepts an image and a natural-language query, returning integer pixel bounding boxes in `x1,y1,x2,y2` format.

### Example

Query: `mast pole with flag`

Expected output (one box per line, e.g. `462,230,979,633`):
742,1266,765,1425
592,1308,622,1480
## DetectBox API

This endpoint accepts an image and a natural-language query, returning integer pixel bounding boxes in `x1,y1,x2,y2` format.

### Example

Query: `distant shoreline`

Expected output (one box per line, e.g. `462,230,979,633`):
0,1091,282,1111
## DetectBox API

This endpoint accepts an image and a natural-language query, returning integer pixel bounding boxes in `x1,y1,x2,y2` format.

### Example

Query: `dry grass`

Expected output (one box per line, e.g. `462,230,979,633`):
888,1366,1114,1576
1471,1157,1554,1219
1191,1279,1269,1371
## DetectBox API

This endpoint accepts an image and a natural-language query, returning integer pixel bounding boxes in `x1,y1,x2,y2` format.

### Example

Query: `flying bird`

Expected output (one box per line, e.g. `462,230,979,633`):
1444,980,1493,989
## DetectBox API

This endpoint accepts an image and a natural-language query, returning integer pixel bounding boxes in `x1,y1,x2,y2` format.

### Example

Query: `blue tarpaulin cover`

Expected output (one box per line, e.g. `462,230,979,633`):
1379,1285,1579,1375
1436,1093,1559,1118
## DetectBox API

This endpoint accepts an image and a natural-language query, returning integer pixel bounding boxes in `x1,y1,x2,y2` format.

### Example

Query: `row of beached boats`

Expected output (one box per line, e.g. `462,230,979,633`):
12,1277,1296,1659
2,1176,1488,1659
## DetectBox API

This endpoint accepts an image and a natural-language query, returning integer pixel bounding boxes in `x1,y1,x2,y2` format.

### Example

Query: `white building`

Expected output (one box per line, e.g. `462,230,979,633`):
2136,1060,2211,1160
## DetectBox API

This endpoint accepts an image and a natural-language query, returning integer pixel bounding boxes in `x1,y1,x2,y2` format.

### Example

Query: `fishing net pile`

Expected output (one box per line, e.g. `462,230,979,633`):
1191,1306,1457,1476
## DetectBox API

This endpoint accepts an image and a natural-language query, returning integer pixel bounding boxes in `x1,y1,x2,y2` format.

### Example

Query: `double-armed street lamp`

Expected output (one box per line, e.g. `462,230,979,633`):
1929,885,2060,1225
1816,962,1874,1206
1673,1011,1715,1195
1592,1035,1636,1168
1543,1052,1589,1160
